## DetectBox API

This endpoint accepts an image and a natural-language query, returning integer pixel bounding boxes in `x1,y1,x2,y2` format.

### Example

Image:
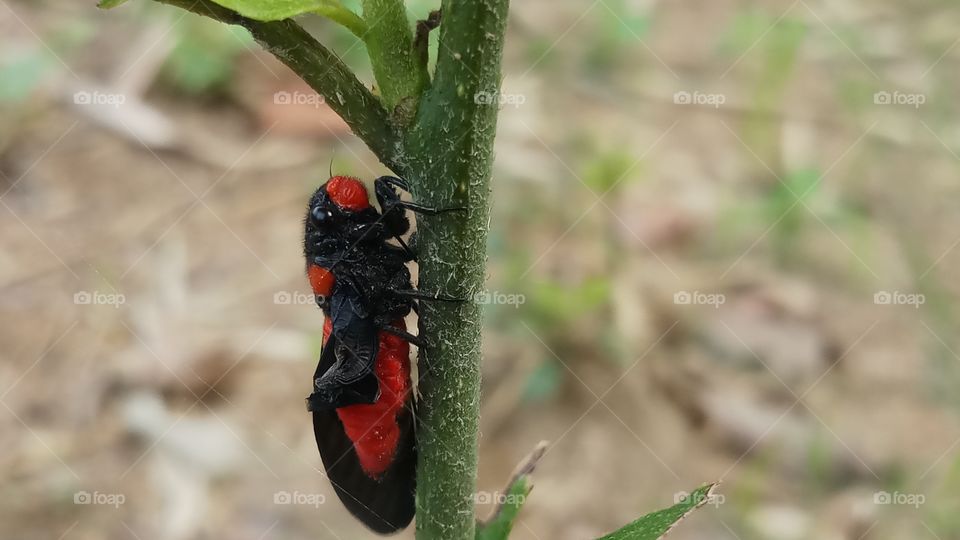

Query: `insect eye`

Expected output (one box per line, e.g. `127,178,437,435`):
311,206,333,226
311,207,327,223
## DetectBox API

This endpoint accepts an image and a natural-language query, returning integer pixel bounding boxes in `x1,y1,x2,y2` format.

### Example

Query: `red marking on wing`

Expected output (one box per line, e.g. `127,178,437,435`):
322,318,411,478
308,265,335,296
325,176,370,211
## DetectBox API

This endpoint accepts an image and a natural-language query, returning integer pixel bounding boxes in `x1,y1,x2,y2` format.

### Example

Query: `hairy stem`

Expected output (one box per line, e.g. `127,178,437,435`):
360,0,423,120
116,0,510,537
405,0,510,538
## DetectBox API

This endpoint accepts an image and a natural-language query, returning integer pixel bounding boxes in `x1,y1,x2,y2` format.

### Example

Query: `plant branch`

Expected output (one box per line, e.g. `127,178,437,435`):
314,2,368,38
361,0,423,121
152,0,404,172
404,0,510,538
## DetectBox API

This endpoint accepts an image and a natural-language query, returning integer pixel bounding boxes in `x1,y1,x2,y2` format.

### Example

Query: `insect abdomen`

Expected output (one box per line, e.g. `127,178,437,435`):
322,318,411,477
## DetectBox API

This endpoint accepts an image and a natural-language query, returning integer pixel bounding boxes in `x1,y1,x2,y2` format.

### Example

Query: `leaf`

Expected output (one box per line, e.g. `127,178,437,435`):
204,0,368,37
476,442,548,540
597,483,718,540
475,475,531,540
97,0,130,8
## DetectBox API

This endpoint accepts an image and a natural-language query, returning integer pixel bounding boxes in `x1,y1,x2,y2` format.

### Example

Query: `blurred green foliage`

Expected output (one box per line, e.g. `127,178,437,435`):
924,454,960,537
581,148,638,194
522,360,563,402
719,10,806,168
584,0,650,77
163,17,252,94
0,51,52,103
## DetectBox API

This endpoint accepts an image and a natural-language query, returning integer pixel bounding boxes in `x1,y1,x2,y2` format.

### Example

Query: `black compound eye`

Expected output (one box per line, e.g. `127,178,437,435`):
311,206,333,226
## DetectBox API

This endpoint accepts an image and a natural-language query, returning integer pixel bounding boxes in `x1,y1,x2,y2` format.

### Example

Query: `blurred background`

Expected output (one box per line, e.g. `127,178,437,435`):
2,0,959,538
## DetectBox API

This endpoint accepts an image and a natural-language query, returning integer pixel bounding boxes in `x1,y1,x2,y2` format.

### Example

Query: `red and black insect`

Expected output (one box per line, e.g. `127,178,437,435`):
303,175,458,533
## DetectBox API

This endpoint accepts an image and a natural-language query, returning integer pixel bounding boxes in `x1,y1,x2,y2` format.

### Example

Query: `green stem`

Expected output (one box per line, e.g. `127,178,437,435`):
361,0,423,120
110,1,510,537
314,1,368,39
404,0,510,538
153,0,404,172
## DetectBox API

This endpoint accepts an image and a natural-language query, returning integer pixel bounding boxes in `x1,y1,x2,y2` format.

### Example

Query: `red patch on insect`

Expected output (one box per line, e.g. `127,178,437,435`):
325,176,370,211
323,318,410,478
308,265,335,297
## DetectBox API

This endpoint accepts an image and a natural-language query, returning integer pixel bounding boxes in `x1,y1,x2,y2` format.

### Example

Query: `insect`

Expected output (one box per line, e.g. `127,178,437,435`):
302,174,459,533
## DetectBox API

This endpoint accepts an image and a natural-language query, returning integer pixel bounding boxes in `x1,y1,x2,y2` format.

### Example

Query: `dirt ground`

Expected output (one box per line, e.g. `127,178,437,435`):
2,0,960,539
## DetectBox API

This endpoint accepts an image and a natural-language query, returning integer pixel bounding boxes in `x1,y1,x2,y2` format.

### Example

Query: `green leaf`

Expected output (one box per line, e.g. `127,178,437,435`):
475,476,531,540
204,0,367,37
97,0,130,8
476,442,547,540
598,483,718,540
360,0,422,117
211,0,334,20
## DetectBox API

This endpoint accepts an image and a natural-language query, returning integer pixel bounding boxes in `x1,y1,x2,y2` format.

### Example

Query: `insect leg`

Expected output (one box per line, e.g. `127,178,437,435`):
379,323,426,348
375,176,466,215
377,175,411,192
390,289,465,302
395,201,466,215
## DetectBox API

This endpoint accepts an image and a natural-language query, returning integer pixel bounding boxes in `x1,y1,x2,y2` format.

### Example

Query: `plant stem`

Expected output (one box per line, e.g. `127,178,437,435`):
314,2,368,39
120,1,510,537
360,0,423,120
153,0,404,172
404,0,510,538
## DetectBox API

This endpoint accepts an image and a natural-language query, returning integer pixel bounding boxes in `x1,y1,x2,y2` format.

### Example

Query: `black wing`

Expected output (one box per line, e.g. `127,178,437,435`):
329,282,379,373
309,285,380,407
312,390,417,534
